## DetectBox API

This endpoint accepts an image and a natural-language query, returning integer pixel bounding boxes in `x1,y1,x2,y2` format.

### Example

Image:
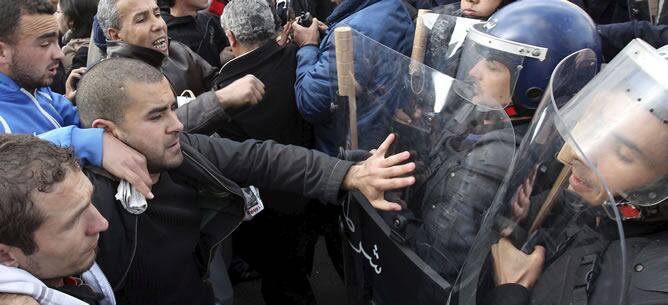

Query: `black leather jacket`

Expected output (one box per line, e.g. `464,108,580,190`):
86,132,353,302
106,40,230,134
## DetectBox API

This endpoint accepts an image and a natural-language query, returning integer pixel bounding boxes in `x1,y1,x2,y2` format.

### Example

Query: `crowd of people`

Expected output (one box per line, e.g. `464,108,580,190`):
0,0,666,305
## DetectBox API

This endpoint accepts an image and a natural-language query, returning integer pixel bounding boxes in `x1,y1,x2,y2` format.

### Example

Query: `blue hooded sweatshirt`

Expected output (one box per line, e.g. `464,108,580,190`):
295,0,415,155
0,72,103,166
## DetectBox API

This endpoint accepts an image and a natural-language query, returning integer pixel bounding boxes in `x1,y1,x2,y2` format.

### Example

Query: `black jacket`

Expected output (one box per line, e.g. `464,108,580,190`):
162,11,228,68
86,132,353,303
211,40,314,213
488,222,668,305
598,20,668,61
106,40,230,134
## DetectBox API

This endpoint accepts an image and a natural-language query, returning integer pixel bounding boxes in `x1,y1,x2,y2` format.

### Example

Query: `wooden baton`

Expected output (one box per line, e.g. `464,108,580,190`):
335,26,358,150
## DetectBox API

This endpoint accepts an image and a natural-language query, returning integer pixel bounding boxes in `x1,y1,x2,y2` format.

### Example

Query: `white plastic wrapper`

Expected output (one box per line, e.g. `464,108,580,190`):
242,185,264,221
114,180,148,215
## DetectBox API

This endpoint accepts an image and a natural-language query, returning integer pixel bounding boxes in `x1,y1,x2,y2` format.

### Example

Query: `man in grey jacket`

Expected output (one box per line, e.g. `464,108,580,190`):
95,0,264,134
41,57,415,305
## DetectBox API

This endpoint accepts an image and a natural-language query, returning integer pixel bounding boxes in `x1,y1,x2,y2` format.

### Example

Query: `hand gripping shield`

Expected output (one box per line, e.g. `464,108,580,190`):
330,27,515,305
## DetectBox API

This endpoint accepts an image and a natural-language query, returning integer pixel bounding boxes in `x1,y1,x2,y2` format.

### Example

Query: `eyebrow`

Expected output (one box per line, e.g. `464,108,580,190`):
133,10,149,20
613,133,656,167
146,104,169,117
36,32,58,40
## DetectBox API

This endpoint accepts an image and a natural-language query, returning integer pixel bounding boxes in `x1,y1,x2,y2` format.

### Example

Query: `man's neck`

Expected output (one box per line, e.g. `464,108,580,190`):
43,278,64,287
150,173,161,184
232,42,261,57
170,4,197,17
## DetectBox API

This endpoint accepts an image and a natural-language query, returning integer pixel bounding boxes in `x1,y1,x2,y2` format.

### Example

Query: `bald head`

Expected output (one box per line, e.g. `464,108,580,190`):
76,57,167,127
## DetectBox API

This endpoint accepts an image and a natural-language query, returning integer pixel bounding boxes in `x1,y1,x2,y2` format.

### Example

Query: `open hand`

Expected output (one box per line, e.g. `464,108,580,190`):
491,237,545,289
342,134,416,211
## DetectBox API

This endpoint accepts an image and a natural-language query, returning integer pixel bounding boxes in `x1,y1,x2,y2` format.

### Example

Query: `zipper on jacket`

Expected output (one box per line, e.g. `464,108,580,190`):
0,115,11,133
182,150,244,280
114,216,139,291
21,88,61,129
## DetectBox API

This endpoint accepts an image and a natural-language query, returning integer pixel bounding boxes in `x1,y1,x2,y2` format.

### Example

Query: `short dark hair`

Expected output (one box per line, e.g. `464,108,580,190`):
157,0,175,8
60,0,99,39
0,134,79,255
0,0,56,43
76,57,167,127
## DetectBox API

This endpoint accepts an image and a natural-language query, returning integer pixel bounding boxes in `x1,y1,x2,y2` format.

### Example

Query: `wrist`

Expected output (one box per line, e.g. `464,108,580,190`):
214,89,230,109
342,164,362,191
297,40,319,48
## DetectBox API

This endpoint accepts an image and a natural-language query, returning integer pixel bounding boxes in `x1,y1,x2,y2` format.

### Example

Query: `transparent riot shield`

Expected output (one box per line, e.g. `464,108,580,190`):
411,7,482,75
629,0,668,25
331,27,515,305
451,40,668,305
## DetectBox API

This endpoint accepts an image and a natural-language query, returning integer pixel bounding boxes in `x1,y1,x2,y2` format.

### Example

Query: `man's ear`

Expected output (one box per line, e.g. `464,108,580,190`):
91,118,123,139
0,244,20,268
107,27,121,41
0,41,12,66
225,30,236,48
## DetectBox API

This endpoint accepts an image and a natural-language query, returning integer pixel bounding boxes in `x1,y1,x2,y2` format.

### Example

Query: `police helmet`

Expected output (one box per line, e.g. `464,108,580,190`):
474,0,602,112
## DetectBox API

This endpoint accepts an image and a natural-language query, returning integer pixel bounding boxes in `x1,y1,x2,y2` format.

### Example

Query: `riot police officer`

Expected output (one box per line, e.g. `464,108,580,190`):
452,39,668,305
406,0,603,284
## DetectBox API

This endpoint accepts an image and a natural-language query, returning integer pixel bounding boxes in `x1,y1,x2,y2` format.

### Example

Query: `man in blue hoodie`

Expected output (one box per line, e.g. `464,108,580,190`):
0,0,152,198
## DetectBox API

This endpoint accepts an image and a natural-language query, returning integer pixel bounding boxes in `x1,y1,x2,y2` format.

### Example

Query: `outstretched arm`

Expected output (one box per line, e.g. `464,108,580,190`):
181,133,415,210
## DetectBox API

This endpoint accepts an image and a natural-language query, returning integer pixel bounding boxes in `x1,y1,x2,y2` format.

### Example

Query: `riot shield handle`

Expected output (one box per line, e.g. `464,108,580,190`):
409,9,432,74
335,26,358,149
529,165,572,234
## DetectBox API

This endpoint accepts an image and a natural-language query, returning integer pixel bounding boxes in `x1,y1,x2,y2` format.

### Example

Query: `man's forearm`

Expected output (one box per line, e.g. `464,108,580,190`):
176,91,231,134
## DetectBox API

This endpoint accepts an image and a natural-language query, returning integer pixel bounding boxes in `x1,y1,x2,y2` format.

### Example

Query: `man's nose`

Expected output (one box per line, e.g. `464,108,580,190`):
53,44,65,61
87,206,110,235
167,110,184,134
151,15,167,32
468,61,484,80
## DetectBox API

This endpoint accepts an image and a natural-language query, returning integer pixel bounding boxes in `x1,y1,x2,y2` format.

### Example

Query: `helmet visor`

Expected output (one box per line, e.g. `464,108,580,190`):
453,24,546,108
557,39,668,208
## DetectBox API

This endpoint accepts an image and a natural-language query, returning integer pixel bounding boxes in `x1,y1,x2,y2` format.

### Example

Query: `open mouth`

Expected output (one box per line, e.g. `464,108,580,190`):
153,37,168,52
47,65,58,75
568,159,599,195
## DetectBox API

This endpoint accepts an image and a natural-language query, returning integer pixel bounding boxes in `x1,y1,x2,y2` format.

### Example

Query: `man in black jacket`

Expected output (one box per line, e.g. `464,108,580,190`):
216,1,318,303
97,0,263,134
49,57,415,305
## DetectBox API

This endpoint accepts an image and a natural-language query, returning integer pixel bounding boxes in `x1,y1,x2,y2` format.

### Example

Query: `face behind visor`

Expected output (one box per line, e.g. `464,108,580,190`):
556,40,668,219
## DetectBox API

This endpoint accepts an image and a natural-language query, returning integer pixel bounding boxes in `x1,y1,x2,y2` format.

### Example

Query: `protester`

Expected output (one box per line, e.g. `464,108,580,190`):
0,134,112,305
96,0,265,134
0,0,152,199
40,57,415,305
217,1,317,303
292,0,415,156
